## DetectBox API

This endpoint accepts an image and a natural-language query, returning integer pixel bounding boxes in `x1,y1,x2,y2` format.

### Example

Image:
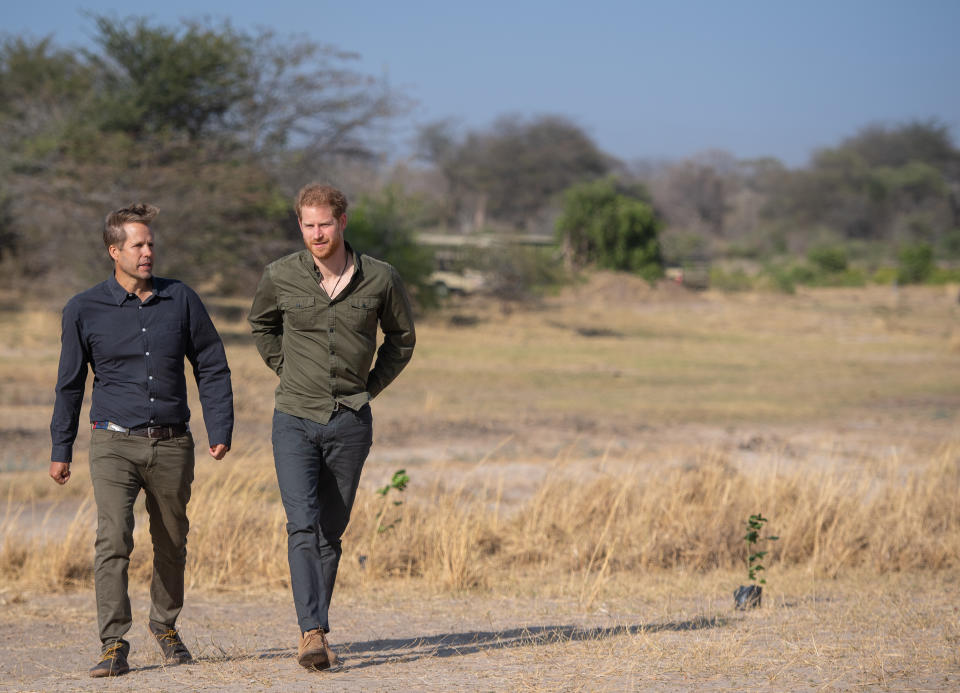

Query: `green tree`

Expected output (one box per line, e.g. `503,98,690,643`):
779,121,959,244
0,36,103,283
0,17,404,295
839,120,958,169
897,242,934,284
417,115,611,231
0,189,16,262
0,36,94,151
556,178,663,280
346,186,437,305
807,244,848,273
86,16,253,139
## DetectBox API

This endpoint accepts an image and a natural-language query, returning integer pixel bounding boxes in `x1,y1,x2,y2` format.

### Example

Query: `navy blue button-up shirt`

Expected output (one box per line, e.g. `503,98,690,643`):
50,275,234,463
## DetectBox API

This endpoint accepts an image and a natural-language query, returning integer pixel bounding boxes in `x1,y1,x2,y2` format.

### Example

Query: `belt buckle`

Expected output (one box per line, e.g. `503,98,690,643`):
145,425,165,439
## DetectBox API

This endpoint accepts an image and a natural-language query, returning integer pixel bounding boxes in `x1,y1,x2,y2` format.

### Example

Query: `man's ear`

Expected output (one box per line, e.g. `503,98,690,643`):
108,245,120,262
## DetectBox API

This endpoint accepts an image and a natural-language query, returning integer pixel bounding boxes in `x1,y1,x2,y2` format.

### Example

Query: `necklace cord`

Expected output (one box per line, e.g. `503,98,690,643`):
321,253,349,298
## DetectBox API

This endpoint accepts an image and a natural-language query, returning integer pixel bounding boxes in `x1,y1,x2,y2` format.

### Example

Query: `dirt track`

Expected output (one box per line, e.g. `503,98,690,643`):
4,284,960,690
2,571,958,692
2,418,958,691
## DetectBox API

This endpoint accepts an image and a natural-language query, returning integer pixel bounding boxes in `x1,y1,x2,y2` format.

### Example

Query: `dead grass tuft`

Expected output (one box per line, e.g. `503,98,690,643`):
4,445,956,595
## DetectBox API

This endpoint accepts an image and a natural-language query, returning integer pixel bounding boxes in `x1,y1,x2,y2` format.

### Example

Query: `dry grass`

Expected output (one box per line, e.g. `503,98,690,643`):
1,276,959,688
2,277,959,592
3,444,956,597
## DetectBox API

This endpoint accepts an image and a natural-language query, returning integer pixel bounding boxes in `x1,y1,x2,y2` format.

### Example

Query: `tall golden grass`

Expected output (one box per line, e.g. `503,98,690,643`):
2,279,959,599
2,443,957,595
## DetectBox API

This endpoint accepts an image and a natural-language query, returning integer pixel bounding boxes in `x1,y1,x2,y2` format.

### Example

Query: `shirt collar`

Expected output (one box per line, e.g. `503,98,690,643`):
300,243,364,281
105,274,166,305
349,243,364,279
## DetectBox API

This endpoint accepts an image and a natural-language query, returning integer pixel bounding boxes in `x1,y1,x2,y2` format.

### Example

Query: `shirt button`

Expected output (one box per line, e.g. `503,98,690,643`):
148,376,153,380
150,419,155,424
145,351,150,356
141,328,146,332
150,398,155,402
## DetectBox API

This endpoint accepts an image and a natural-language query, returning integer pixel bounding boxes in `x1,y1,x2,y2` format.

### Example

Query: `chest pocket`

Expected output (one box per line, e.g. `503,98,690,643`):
348,295,381,332
279,295,316,331
150,319,185,354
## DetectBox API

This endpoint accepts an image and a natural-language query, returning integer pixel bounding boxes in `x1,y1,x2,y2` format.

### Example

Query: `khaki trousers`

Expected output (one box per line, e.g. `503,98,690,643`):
88,428,195,647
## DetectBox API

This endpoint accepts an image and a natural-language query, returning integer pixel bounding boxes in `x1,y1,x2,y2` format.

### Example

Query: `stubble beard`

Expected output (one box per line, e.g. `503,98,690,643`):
118,261,152,282
310,236,341,263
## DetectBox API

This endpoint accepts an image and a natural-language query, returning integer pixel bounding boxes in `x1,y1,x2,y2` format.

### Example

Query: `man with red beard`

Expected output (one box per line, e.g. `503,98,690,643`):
50,203,233,677
248,183,416,670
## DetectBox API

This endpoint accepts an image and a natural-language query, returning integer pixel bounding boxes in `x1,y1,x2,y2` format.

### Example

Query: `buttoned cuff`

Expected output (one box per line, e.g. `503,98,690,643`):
207,428,232,449
51,445,73,464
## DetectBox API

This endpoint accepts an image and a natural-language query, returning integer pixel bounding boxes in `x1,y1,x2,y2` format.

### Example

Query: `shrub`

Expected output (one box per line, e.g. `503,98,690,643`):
556,178,664,279
872,267,898,285
807,244,849,273
347,186,438,306
709,267,754,292
928,266,960,285
897,242,934,284
786,262,818,285
469,244,567,302
941,229,960,259
759,264,796,294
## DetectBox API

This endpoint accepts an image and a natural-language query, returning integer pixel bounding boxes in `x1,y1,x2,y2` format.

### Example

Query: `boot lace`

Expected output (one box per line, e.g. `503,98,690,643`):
157,629,189,654
99,642,124,662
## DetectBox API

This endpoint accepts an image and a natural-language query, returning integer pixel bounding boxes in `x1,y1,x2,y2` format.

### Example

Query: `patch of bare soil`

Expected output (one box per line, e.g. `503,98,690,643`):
365,412,958,512
556,271,703,308
1,570,958,692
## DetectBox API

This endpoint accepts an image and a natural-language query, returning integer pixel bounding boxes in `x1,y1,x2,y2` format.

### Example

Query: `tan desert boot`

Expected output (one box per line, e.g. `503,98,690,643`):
298,628,339,670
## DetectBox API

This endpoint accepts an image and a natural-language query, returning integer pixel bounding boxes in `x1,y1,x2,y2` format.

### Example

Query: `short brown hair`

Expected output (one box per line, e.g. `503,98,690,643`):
295,183,348,220
104,203,159,249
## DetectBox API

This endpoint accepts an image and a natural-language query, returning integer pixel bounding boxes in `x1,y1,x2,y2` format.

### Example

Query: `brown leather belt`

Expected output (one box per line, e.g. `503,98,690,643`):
92,421,189,440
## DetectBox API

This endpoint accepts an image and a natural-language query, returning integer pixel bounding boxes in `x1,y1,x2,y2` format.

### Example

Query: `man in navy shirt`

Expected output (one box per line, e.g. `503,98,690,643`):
49,203,233,677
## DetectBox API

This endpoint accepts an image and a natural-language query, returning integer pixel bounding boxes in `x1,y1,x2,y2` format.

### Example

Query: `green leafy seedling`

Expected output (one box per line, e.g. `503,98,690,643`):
375,469,410,534
744,513,779,585
377,469,409,496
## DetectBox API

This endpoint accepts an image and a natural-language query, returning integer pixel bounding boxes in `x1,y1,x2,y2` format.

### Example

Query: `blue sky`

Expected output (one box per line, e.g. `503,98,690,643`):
5,0,959,167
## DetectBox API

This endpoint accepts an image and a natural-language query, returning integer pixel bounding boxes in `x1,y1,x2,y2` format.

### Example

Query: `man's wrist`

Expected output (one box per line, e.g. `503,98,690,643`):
51,445,73,464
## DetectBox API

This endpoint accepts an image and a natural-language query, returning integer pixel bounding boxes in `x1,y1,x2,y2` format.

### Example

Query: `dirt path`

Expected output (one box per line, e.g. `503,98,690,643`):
2,572,957,692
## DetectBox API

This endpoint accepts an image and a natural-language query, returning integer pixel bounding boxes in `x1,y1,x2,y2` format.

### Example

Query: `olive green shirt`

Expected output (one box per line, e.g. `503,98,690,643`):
248,246,416,424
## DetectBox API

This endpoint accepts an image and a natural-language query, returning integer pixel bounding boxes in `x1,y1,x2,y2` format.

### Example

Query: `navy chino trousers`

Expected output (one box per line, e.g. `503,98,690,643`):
271,406,373,633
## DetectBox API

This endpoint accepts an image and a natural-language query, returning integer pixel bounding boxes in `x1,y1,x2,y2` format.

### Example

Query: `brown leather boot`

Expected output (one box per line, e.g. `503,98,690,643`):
297,628,339,670
148,622,193,664
89,641,130,677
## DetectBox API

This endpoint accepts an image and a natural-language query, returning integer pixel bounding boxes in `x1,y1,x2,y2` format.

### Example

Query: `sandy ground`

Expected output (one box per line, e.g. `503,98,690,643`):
2,571,958,692
2,416,957,692
3,284,959,690
2,417,958,691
